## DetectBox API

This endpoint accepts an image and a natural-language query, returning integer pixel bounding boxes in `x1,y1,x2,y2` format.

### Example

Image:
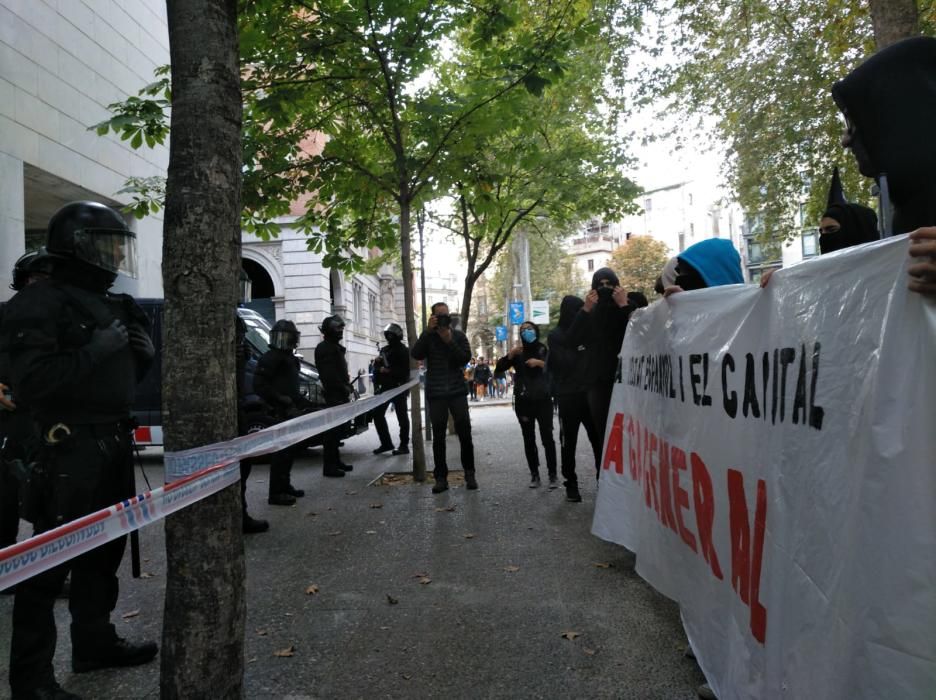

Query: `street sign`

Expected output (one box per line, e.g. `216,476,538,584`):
494,325,508,342
509,301,524,325
531,300,549,325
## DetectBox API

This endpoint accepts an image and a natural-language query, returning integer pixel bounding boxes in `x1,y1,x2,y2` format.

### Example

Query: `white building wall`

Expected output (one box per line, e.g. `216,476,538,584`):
0,0,169,300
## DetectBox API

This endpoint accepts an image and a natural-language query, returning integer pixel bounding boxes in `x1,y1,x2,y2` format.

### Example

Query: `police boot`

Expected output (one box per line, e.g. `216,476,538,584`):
72,624,158,673
268,493,297,506
565,484,582,503
339,461,354,472
464,470,478,490
243,513,270,534
323,466,346,478
11,681,82,700
285,485,305,498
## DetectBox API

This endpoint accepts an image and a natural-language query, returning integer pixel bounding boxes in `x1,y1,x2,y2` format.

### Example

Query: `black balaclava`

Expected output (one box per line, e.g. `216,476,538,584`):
558,295,584,330
820,203,879,254
832,37,936,233
674,259,706,291
591,267,620,304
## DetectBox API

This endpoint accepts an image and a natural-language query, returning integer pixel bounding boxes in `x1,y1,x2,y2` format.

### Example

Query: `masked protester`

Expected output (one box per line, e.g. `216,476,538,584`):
568,267,648,475
315,315,354,478
497,321,556,488
411,302,477,493
233,313,270,531
663,239,744,297
371,322,411,456
0,201,158,700
546,296,602,502
831,36,936,297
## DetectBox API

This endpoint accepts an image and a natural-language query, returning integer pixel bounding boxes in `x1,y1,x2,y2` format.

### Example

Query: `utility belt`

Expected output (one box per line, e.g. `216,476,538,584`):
41,418,137,446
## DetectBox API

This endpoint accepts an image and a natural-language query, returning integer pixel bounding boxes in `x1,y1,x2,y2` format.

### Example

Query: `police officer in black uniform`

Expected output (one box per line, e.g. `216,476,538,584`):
253,319,312,505
315,316,354,478
1,202,158,700
371,322,411,456
1,251,52,554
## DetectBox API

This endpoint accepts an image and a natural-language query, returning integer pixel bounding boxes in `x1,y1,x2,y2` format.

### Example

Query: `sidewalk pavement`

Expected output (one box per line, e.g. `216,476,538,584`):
0,405,704,699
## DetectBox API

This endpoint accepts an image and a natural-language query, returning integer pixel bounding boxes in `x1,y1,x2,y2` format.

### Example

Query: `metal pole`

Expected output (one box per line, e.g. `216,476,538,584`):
417,209,432,441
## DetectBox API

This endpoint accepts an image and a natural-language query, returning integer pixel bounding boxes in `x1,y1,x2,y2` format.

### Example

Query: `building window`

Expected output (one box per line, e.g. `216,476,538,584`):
802,230,819,258
587,259,594,271
748,240,763,263
369,293,378,337
352,283,363,328
625,232,632,241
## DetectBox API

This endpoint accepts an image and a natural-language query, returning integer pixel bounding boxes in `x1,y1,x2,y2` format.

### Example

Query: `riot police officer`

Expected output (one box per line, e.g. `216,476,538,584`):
315,316,354,477
371,322,411,456
0,201,158,700
253,319,312,505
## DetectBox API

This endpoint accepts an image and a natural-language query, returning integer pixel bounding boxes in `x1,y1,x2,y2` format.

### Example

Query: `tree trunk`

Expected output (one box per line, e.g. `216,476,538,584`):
161,1,245,697
868,0,919,49
398,197,427,481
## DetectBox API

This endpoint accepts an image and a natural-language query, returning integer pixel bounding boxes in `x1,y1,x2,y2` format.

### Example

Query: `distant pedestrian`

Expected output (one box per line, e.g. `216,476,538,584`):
411,302,477,493
496,321,557,488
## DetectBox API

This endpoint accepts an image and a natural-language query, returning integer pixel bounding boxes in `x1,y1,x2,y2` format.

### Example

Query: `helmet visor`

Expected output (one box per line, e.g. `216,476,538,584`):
270,328,299,350
73,229,138,278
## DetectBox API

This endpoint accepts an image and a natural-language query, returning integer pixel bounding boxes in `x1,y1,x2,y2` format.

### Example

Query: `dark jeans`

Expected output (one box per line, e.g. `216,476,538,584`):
372,390,409,449
514,397,556,478
428,393,474,481
10,428,131,694
587,382,614,476
557,393,602,487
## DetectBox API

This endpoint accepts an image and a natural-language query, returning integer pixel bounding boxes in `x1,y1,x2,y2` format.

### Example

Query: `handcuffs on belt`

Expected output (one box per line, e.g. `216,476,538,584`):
45,422,72,445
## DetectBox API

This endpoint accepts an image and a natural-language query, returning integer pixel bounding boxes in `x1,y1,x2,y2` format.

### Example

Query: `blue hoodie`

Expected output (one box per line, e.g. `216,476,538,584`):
678,239,744,288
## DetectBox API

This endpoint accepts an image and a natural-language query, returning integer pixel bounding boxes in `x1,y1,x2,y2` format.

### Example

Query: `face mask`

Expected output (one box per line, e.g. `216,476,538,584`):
596,286,614,301
521,329,536,344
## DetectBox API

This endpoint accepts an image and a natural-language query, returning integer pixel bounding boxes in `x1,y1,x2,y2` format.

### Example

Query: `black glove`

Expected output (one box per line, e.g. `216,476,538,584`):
128,324,155,362
88,320,128,361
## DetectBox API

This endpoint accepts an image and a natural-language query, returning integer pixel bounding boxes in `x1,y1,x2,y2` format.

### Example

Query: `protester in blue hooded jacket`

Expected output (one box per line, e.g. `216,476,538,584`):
663,239,744,297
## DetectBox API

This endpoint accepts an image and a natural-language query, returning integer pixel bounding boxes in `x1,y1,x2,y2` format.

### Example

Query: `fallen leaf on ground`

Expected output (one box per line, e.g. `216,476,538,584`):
418,577,432,585
121,610,140,619
593,562,614,569
561,631,580,641
140,572,155,579
305,585,319,595
379,626,390,631
369,502,383,509
365,530,377,535
503,565,520,573
401,674,412,680
464,533,476,539
345,490,358,495
247,657,257,663
328,531,342,536
306,512,317,518
583,647,597,656
412,571,429,578
386,594,399,605
256,629,269,637
273,646,295,657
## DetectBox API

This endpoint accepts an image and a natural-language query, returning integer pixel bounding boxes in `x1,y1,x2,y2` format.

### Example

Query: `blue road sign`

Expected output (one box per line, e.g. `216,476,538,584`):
494,325,508,342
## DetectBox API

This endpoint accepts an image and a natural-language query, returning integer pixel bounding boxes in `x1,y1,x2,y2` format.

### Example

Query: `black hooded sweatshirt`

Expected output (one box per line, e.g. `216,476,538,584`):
832,37,936,234
567,268,637,388
546,296,589,398
495,327,549,402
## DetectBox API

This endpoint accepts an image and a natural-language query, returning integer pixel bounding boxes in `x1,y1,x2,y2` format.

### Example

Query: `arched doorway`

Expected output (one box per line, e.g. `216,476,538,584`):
242,257,276,324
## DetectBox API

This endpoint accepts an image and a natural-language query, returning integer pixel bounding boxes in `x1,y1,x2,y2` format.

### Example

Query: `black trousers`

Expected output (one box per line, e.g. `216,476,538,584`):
372,390,410,449
0,462,19,548
10,427,131,694
428,393,474,481
514,397,556,478
587,382,614,476
268,447,296,496
322,398,350,470
557,393,602,487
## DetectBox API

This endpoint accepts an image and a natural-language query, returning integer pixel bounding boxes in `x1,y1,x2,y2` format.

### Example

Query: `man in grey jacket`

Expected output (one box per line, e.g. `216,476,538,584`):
411,302,477,493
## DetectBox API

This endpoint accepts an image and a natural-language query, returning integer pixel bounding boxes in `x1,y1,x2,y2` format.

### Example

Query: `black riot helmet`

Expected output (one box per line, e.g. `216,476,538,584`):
383,322,403,343
46,201,137,281
320,315,345,340
270,319,300,350
10,249,52,291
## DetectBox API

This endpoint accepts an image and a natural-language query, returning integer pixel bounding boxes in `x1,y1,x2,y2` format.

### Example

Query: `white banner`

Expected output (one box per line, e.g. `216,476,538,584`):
592,237,936,700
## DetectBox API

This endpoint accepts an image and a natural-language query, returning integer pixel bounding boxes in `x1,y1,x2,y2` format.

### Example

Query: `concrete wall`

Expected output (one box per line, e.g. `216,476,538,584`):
0,0,169,300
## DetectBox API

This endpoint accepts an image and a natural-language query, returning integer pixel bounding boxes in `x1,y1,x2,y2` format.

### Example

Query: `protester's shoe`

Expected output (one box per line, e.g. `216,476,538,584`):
392,446,410,455
12,681,82,700
323,467,346,478
548,475,559,489
285,485,305,498
339,462,354,472
268,493,297,506
243,515,270,534
72,637,159,673
529,476,541,488
565,486,582,503
697,683,717,700
373,444,394,455
465,472,478,490
431,480,449,494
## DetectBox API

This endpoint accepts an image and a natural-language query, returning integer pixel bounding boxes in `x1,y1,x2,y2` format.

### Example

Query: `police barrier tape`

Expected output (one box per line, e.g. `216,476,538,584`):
0,379,419,590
